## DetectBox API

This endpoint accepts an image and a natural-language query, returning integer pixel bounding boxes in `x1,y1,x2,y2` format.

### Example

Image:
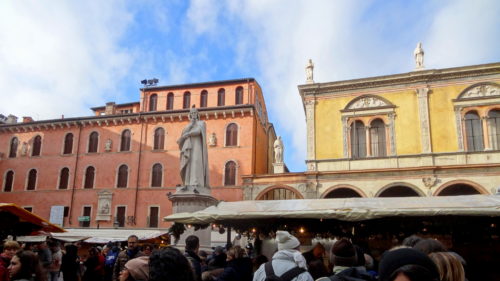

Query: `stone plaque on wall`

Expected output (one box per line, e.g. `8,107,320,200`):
96,190,113,221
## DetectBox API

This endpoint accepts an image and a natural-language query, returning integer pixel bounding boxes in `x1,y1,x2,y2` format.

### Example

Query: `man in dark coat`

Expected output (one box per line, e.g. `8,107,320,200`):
184,235,202,281
112,235,143,281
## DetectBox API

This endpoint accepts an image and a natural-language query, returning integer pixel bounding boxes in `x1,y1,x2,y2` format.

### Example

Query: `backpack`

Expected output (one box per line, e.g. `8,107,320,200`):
264,261,306,281
105,251,118,267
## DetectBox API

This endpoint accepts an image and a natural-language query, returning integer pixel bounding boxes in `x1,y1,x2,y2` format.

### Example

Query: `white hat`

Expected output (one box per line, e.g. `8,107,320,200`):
276,231,300,251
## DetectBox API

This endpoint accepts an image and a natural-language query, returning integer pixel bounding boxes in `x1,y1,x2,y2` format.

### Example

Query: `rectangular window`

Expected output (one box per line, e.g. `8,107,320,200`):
81,206,91,227
23,207,33,212
64,207,70,217
116,206,126,227
149,206,159,228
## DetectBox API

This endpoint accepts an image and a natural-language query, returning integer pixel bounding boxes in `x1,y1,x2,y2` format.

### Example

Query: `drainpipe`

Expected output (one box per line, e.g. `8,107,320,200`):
133,113,144,224
68,122,82,225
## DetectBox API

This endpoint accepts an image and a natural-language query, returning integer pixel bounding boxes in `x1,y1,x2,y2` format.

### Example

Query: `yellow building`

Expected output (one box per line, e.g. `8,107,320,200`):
243,62,500,199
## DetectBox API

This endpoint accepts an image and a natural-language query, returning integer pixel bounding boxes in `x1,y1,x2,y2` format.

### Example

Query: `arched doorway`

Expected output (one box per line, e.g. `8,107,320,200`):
437,184,481,196
378,185,421,197
257,187,301,200
324,188,362,198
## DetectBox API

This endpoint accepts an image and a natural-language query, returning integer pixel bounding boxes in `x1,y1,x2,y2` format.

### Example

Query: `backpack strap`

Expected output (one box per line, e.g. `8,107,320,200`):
265,261,276,277
280,266,306,281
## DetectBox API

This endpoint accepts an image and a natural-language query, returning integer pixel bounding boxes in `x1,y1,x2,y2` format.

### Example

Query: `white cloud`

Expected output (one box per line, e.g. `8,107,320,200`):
0,1,134,120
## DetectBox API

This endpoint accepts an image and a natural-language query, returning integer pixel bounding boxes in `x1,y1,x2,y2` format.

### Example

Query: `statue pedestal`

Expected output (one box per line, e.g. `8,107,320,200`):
273,162,285,174
168,192,218,251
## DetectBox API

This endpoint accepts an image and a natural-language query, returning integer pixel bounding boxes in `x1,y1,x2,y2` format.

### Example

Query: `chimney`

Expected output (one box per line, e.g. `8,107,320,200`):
23,116,34,123
6,115,18,124
105,102,116,115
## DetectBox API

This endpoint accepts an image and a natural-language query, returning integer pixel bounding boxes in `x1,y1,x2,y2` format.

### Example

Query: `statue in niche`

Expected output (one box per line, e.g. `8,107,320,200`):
99,202,110,214
21,142,28,156
273,136,284,163
305,59,314,83
414,42,425,70
177,106,210,193
105,139,112,152
208,132,217,146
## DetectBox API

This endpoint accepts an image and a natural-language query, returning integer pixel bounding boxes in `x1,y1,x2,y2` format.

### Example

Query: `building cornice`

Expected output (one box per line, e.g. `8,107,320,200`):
298,62,500,98
0,105,255,133
140,78,256,91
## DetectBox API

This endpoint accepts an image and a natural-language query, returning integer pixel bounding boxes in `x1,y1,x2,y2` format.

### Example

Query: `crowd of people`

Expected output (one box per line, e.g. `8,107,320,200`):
0,232,469,281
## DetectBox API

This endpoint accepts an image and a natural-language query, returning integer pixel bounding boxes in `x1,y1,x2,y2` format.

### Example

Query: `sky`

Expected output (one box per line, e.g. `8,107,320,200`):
0,0,499,172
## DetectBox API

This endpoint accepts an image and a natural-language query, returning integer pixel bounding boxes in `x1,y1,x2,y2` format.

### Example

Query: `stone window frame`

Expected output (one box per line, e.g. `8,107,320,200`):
2,169,15,192
31,135,42,157
341,94,396,158
116,164,129,188
150,163,163,188
200,90,208,108
62,132,74,155
83,165,96,189
57,167,71,190
87,131,100,153
183,91,191,109
119,129,132,152
148,205,160,228
115,205,127,228
223,160,238,186
235,86,244,105
166,92,175,110
224,122,239,147
149,93,158,112
453,82,500,151
152,126,166,150
25,168,38,191
217,88,225,106
9,136,19,158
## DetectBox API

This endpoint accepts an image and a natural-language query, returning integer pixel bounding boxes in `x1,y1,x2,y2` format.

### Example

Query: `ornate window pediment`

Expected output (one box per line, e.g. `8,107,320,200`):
344,95,394,111
456,83,500,100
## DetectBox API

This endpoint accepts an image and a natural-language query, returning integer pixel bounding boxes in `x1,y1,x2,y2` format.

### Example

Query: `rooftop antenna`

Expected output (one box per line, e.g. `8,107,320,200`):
141,78,159,87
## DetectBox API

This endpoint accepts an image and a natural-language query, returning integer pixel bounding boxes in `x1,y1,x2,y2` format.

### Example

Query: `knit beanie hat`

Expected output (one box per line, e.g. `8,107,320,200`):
276,231,300,251
331,239,357,267
125,256,150,281
378,248,439,281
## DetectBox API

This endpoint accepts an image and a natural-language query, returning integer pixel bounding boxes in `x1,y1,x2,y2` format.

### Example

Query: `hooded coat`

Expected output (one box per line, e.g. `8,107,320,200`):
252,250,313,281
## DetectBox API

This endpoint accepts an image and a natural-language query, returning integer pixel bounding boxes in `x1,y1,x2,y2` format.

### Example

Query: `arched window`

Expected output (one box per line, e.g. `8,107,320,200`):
183,91,191,109
370,119,386,157
235,87,243,105
167,93,174,110
200,90,208,108
488,109,500,150
259,188,299,200
4,171,14,192
464,111,484,151
63,133,73,154
217,88,225,106
59,168,69,190
351,121,366,158
117,165,128,188
32,135,42,156
88,132,99,153
149,94,158,111
379,185,420,197
9,137,18,158
225,123,238,147
120,130,131,151
26,169,37,190
154,128,165,150
224,161,237,186
84,166,95,189
151,163,162,187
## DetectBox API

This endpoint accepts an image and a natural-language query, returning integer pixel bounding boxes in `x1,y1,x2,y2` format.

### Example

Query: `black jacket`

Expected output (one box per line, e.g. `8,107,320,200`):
217,257,253,281
329,268,374,281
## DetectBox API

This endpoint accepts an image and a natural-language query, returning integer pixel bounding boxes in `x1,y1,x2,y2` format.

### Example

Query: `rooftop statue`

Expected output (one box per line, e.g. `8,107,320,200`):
306,59,314,83
177,106,210,194
274,136,284,163
414,42,425,70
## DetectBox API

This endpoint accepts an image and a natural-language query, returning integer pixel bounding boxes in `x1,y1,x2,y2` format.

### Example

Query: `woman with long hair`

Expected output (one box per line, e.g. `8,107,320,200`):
8,250,46,281
429,252,465,281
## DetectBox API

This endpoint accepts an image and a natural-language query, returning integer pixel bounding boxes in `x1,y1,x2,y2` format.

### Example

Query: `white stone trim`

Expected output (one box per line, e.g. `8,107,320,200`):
415,88,432,153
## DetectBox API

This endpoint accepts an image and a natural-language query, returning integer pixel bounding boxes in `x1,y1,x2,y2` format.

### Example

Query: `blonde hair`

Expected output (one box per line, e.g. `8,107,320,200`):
3,241,20,250
428,252,465,281
227,246,246,259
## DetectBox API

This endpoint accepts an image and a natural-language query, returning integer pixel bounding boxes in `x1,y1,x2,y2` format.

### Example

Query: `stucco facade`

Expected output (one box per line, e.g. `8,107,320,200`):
0,78,276,229
244,62,500,200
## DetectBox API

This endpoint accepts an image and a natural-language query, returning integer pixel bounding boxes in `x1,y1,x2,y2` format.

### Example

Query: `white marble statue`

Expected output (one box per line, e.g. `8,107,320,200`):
306,59,314,83
274,136,284,163
177,106,210,193
414,42,425,70
208,132,217,146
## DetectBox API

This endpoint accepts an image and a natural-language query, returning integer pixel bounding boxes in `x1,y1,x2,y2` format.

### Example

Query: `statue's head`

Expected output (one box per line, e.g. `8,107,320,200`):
189,105,199,121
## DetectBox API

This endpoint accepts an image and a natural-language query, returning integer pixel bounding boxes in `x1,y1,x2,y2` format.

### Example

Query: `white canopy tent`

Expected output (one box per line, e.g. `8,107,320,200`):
51,228,169,243
165,195,500,225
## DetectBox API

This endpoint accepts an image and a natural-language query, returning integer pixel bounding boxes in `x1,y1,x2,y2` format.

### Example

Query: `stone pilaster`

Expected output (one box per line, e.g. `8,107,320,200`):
415,88,432,153
305,100,317,170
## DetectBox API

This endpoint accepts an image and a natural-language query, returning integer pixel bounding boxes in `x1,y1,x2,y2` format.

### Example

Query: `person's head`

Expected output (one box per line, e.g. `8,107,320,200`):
402,235,423,248
127,235,139,251
185,235,199,253
275,231,300,251
3,241,21,258
331,239,357,267
312,243,325,258
378,248,439,281
89,247,99,257
142,244,153,256
413,238,446,255
122,256,149,281
226,246,246,262
65,244,78,257
8,250,46,281
428,252,465,281
149,247,195,281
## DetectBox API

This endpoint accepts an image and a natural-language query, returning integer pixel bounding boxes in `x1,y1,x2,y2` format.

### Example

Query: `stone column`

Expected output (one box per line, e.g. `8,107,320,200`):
482,116,491,150
415,87,432,153
388,113,397,155
305,100,317,171
365,126,372,157
454,107,465,151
